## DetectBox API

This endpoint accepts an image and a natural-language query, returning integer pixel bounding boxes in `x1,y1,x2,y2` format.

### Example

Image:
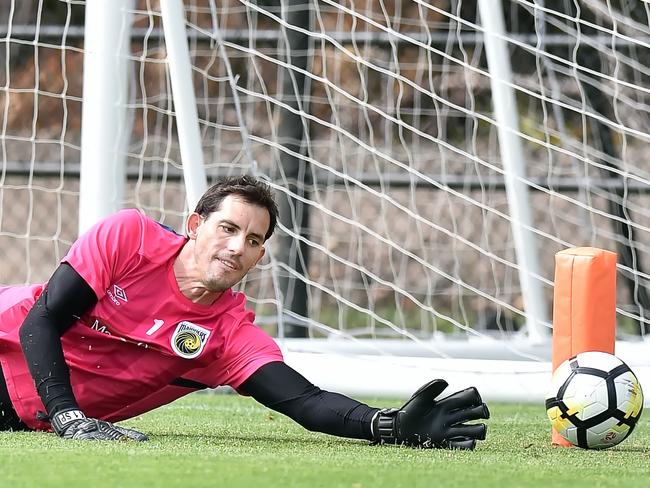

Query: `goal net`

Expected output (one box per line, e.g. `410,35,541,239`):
1,0,649,402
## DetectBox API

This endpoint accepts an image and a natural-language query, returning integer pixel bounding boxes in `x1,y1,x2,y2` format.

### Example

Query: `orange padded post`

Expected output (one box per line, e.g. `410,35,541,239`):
551,247,617,446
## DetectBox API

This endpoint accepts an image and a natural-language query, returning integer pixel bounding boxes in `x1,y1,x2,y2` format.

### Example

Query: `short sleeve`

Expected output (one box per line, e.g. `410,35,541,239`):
213,320,284,390
62,209,144,299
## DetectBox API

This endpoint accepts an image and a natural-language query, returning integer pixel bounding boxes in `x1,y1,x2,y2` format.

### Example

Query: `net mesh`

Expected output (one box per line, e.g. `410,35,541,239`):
1,0,649,348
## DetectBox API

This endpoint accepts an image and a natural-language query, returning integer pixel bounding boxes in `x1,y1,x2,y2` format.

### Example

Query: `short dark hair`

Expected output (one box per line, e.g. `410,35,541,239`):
193,175,279,241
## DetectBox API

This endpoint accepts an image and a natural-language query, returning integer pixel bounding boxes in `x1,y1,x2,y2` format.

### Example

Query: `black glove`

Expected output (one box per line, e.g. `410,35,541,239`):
372,379,489,450
50,409,148,441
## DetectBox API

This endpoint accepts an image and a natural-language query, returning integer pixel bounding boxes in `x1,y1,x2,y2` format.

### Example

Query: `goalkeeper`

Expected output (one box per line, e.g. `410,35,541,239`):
0,175,489,448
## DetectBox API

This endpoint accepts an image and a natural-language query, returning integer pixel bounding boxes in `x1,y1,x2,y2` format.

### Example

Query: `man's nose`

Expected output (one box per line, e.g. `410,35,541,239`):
227,235,246,254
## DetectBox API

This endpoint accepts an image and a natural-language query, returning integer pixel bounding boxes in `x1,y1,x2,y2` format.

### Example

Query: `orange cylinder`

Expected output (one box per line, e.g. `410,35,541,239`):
551,247,617,446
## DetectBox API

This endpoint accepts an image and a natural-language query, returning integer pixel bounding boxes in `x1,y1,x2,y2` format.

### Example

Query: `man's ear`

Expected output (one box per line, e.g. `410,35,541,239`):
186,213,202,239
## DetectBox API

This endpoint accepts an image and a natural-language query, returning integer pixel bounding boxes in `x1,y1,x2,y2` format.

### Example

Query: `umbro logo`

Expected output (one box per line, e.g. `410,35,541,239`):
107,284,128,306
113,285,128,302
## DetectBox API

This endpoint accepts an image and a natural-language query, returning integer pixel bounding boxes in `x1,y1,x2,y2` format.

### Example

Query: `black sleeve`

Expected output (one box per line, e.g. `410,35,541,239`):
239,361,379,441
18,263,98,417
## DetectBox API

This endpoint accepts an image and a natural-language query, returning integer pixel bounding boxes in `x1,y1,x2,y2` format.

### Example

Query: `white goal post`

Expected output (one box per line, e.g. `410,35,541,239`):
1,0,650,403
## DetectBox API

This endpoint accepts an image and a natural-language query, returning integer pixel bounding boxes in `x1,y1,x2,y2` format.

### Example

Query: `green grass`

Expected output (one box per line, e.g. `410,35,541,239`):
1,394,649,488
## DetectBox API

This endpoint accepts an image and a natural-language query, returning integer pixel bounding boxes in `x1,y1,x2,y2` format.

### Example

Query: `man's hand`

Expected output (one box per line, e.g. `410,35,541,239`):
50,409,148,441
372,379,489,450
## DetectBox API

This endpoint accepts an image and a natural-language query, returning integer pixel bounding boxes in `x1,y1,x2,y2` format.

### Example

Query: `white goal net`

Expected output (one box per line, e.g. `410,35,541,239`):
1,0,649,402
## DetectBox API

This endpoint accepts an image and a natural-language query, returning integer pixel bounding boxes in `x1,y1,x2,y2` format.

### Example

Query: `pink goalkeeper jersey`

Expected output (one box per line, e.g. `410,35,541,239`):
0,209,283,430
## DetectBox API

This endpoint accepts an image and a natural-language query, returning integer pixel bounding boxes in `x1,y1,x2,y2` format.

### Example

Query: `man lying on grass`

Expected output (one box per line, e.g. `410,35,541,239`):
0,175,489,449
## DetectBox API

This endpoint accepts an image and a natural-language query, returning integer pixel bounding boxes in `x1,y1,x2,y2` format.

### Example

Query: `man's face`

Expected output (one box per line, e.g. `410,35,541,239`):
188,195,269,292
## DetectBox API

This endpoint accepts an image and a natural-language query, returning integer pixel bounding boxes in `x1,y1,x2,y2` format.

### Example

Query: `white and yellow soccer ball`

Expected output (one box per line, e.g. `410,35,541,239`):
545,351,644,449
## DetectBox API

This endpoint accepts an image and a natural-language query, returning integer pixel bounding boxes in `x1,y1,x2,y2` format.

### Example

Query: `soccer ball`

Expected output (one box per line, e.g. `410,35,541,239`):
545,351,644,449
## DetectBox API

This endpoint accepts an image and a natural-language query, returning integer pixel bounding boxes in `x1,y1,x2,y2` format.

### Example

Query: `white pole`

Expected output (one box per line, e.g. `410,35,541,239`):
79,0,133,233
160,0,207,211
478,0,549,343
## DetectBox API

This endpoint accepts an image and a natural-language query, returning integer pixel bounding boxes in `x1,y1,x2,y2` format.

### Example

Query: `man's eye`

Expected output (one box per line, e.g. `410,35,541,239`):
220,225,234,233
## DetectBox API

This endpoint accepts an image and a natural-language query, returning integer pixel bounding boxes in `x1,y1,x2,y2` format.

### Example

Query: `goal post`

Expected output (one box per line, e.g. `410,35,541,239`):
79,0,132,234
477,0,549,343
2,1,650,404
159,0,207,210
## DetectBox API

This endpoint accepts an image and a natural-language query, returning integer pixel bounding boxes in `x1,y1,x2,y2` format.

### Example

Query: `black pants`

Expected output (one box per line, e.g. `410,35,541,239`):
0,363,29,431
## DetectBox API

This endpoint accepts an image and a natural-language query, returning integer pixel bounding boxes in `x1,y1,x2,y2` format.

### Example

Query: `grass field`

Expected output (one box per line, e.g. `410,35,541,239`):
1,393,649,487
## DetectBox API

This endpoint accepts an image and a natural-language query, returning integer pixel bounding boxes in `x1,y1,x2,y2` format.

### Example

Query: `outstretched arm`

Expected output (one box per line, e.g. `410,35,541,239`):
240,361,490,449
18,263,147,441
240,361,377,441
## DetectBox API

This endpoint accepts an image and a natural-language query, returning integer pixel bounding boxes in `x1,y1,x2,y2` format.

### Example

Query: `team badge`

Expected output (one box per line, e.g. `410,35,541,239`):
170,321,210,359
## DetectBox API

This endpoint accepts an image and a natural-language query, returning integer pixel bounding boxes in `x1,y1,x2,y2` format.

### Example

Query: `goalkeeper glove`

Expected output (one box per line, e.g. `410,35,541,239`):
50,409,148,441
372,379,489,450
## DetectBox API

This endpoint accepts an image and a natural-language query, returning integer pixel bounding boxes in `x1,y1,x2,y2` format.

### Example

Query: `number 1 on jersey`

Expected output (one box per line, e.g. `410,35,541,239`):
146,319,165,336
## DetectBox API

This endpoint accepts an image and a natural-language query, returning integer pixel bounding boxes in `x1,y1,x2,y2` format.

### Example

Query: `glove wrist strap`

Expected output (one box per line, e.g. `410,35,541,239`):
50,409,86,435
374,408,399,445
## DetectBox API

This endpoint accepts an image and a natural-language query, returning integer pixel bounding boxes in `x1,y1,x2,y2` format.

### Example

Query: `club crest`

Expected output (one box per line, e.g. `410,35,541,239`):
170,321,210,359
